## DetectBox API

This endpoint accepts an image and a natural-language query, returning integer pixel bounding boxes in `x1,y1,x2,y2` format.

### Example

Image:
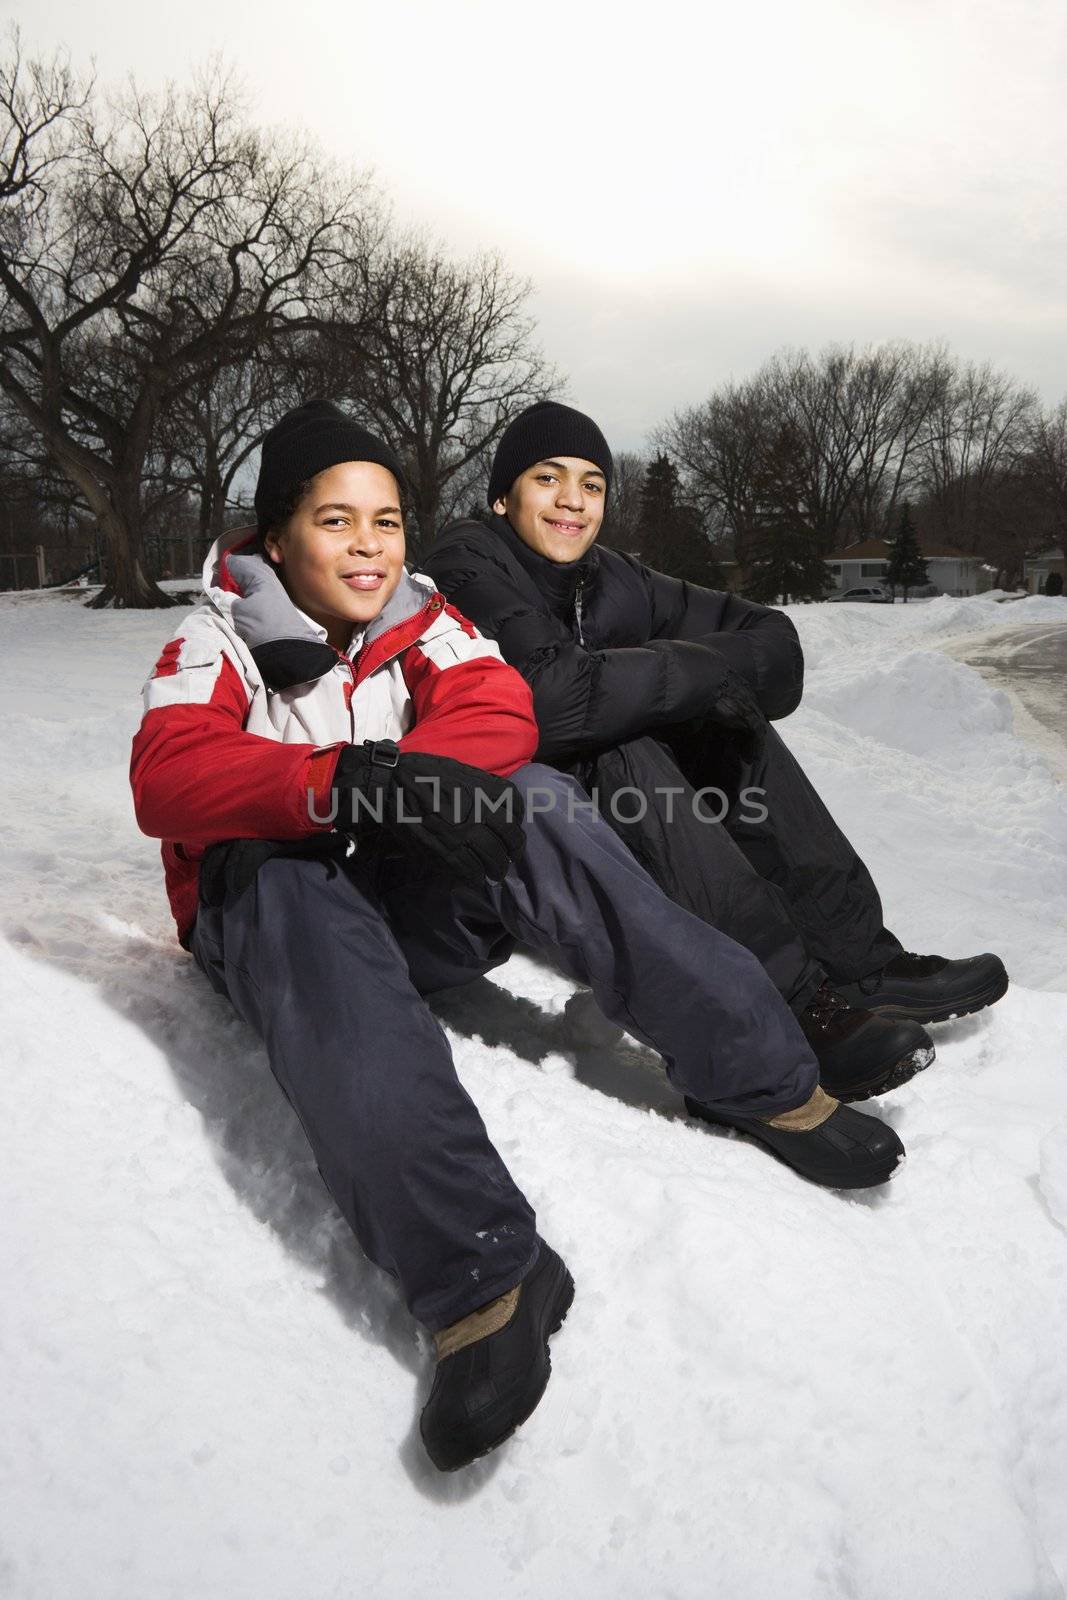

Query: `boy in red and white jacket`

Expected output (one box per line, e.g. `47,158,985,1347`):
130,402,898,1473
130,471,535,946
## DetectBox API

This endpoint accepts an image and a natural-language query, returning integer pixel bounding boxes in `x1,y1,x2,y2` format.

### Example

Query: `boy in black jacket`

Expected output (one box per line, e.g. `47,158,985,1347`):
425,402,1008,1103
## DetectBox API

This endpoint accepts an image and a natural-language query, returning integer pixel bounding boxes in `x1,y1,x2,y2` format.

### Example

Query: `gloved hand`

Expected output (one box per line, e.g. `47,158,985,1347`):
199,834,352,908
331,739,527,886
706,666,767,763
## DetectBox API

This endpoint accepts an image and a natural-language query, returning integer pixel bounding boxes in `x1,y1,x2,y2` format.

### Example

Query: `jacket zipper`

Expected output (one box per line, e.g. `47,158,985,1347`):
574,573,586,645
341,662,357,737
354,596,442,685
339,594,443,739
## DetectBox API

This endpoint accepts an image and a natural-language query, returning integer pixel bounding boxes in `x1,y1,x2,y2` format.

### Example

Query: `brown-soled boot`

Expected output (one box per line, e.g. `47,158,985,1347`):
419,1240,574,1473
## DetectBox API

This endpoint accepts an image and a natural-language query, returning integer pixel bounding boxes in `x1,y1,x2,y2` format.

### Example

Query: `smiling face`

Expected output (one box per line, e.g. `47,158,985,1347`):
493,456,606,565
263,460,406,650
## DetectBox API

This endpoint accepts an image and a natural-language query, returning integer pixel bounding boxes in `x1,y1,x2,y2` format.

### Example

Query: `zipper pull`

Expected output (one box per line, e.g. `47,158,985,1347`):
574,573,586,645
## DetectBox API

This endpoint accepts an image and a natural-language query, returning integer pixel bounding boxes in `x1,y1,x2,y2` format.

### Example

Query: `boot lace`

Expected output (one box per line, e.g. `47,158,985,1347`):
888,950,945,977
803,981,851,1033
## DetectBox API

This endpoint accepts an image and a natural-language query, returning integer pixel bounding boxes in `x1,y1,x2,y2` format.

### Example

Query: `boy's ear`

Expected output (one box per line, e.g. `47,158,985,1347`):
263,533,284,566
492,496,507,516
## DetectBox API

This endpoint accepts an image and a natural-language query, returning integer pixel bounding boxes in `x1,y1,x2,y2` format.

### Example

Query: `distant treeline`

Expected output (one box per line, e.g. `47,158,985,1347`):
2,34,1064,604
603,346,1066,598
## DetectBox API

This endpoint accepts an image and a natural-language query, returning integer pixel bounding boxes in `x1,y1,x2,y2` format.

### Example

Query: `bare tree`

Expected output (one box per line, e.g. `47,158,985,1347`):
754,345,926,549
912,359,1038,550
0,386,98,580
154,344,320,550
659,343,987,570
323,238,561,551
655,380,770,565
1023,396,1067,526
0,32,88,204
0,42,382,606
832,342,949,540
599,448,647,553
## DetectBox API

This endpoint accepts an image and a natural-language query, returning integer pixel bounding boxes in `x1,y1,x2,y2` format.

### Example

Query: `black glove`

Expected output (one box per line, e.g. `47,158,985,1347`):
705,667,768,763
331,740,527,887
198,834,351,909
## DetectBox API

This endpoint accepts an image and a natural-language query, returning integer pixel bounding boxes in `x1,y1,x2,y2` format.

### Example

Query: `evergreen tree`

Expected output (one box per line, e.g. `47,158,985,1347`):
885,504,929,601
742,522,834,605
636,454,724,587
742,425,833,604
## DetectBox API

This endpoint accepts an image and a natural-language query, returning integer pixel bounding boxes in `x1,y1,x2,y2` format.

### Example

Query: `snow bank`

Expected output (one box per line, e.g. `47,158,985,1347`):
785,592,1067,671
1,590,1065,1600
781,595,1067,990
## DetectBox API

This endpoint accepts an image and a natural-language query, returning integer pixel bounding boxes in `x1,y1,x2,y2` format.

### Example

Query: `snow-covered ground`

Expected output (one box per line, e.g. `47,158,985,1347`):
2,587,1066,1600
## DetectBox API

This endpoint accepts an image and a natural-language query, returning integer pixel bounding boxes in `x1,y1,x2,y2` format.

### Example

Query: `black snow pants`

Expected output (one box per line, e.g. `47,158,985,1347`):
577,721,904,1016
190,764,818,1331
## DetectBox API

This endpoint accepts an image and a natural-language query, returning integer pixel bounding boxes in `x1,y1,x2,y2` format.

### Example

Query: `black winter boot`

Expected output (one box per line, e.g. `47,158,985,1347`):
685,1085,905,1189
831,950,1008,1024
799,981,935,1101
419,1241,574,1472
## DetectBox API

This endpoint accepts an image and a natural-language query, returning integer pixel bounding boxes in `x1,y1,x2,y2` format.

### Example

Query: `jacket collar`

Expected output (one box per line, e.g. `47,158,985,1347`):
484,512,600,618
202,525,438,689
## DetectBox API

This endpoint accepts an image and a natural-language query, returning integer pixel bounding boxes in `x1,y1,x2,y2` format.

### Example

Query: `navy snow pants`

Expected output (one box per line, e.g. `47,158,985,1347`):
190,765,818,1330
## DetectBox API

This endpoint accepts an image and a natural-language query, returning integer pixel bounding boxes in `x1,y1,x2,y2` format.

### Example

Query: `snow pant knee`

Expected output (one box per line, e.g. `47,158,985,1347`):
190,852,537,1331
585,736,825,1013
479,764,819,1119
665,721,904,983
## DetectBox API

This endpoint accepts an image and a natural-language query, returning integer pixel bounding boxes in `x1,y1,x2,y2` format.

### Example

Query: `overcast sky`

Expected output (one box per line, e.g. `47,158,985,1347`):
16,0,1067,449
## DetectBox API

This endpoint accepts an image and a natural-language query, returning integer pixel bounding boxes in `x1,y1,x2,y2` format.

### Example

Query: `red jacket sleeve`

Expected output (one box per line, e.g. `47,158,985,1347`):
130,647,342,845
396,602,538,777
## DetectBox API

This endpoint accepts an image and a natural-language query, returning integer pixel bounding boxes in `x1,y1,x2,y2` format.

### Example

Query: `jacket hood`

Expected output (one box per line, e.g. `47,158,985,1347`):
201,525,438,689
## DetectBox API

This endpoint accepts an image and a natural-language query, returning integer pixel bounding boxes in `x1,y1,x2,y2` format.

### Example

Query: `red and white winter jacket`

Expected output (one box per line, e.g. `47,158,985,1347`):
130,527,538,944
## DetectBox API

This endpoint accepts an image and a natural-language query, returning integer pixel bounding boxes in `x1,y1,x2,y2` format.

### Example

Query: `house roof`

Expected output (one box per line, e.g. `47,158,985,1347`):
824,538,890,560
824,537,976,562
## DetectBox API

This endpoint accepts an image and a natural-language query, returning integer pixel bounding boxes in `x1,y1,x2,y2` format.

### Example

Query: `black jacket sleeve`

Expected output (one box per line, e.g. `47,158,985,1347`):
636,560,805,720
425,541,736,765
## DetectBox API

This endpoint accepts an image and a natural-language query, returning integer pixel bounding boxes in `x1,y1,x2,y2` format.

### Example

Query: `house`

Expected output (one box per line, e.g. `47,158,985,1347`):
823,537,987,597
1023,546,1065,594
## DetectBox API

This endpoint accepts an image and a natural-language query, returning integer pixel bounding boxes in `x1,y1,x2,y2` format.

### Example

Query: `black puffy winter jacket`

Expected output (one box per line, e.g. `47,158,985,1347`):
423,513,805,765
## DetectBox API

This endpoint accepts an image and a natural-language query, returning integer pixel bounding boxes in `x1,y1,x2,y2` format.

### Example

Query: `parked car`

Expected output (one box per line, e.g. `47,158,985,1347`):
828,585,893,603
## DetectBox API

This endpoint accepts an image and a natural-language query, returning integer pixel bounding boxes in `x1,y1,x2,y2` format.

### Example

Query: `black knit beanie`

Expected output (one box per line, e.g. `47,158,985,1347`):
254,400,408,533
488,401,613,506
